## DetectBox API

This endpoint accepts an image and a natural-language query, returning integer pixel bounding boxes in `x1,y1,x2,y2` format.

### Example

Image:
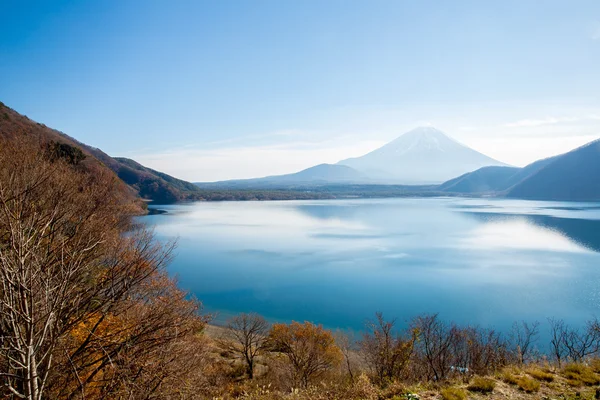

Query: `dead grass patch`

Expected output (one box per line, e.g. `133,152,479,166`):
467,377,496,394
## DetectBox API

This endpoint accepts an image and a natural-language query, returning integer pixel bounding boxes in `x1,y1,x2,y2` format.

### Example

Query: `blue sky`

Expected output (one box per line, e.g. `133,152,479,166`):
1,1,600,181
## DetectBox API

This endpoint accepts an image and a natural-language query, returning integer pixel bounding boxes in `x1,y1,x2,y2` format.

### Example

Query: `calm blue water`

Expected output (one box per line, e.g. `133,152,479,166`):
142,198,600,337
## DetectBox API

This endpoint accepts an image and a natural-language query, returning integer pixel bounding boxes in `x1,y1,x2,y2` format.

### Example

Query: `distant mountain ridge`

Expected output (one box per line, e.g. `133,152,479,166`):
439,157,558,194
440,139,600,201
3,100,599,203
507,139,600,201
196,163,368,188
337,127,508,183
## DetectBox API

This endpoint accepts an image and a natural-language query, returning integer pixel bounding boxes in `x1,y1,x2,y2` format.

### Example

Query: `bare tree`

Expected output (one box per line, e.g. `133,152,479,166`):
548,318,568,367
334,331,356,383
451,325,508,377
219,313,269,379
360,313,415,385
562,318,600,362
509,321,540,364
547,317,600,365
412,314,455,381
0,137,207,399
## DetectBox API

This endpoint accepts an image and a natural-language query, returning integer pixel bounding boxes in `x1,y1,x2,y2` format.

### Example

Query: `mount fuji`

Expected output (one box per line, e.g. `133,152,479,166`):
337,127,509,183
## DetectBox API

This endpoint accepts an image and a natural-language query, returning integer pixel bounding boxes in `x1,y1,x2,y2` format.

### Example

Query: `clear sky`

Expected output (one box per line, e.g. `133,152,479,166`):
1,1,600,181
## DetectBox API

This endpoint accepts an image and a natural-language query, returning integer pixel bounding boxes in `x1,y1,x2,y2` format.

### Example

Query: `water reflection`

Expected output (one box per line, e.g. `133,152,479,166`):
144,198,600,335
462,212,600,253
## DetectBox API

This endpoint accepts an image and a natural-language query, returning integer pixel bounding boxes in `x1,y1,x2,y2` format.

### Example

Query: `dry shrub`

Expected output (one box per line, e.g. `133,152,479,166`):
500,370,519,385
380,380,408,398
527,367,554,382
590,358,600,374
562,363,600,386
467,377,496,393
267,321,343,388
440,386,467,400
350,373,379,400
515,376,541,393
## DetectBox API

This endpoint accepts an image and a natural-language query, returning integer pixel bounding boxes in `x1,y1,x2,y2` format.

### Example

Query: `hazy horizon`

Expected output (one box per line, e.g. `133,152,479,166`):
2,1,600,181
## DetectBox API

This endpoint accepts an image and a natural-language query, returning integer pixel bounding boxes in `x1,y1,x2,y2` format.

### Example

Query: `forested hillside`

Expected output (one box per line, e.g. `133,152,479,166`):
0,101,203,204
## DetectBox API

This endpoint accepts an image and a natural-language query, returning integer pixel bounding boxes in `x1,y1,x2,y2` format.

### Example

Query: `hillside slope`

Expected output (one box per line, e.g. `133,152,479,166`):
438,166,520,193
507,139,600,201
0,102,202,204
440,138,600,201
440,157,558,194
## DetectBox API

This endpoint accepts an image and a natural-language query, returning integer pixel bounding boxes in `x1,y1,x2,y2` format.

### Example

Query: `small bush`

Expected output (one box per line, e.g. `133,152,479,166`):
45,141,86,165
563,363,600,386
440,387,467,400
527,368,554,382
381,381,407,398
590,358,600,374
500,370,519,385
467,377,496,393
226,363,248,379
566,378,583,387
515,376,540,393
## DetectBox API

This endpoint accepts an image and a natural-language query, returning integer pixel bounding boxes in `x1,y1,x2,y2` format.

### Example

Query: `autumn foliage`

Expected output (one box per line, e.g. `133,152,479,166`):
0,136,208,399
267,321,342,388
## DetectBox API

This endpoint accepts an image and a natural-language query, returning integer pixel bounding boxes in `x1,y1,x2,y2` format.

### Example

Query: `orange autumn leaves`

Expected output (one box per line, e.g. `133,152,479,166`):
268,321,343,387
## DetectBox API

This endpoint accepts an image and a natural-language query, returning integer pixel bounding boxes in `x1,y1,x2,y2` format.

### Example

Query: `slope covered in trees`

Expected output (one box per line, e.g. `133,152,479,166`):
0,136,209,398
0,101,204,204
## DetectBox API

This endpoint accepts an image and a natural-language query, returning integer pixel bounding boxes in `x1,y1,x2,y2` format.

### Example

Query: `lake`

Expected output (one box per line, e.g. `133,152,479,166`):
142,198,600,338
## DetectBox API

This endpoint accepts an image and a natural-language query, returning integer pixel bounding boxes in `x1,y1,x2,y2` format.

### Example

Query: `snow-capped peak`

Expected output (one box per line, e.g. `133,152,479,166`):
337,126,508,184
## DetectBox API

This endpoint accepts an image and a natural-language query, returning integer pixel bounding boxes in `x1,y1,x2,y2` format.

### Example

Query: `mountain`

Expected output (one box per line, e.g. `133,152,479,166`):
196,163,368,188
0,101,202,204
507,139,600,201
440,138,600,201
337,127,508,183
438,166,521,193
439,157,557,194
109,157,204,203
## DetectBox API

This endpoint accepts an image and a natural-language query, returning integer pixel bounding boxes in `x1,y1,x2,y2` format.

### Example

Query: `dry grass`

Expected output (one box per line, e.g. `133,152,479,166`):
515,376,541,393
526,367,554,382
499,367,520,385
440,387,467,400
467,377,496,394
562,363,600,386
591,358,600,373
199,334,600,400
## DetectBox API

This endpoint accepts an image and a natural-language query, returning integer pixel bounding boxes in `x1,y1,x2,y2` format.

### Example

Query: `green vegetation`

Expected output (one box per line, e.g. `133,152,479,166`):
194,183,446,202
